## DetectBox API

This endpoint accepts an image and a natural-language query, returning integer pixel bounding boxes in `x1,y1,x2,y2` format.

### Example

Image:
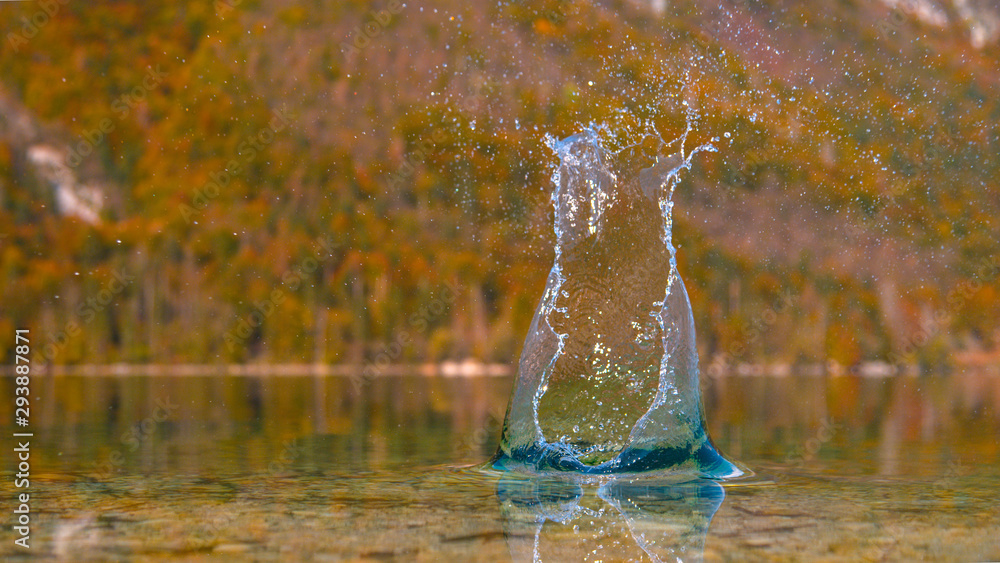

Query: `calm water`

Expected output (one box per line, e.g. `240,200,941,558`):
1,371,998,561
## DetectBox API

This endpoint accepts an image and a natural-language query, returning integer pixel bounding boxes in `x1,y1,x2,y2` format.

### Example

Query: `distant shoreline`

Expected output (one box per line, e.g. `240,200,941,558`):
1,360,998,377
0,362,513,377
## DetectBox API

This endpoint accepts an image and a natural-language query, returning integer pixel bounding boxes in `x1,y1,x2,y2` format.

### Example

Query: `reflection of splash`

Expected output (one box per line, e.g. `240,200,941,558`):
493,112,741,478
53,515,102,559
497,475,724,562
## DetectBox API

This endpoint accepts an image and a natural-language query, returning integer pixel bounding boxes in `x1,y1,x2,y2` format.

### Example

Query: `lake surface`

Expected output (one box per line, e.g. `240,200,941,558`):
1,371,998,561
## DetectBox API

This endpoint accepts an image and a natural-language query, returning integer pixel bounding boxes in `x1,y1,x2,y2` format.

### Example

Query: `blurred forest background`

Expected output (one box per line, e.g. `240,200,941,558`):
0,0,998,370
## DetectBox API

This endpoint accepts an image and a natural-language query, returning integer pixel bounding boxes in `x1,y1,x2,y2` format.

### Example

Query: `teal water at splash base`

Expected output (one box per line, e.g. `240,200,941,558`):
492,124,741,478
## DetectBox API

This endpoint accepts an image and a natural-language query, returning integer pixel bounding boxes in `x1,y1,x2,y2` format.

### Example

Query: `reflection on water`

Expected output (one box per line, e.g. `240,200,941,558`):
498,475,724,562
701,370,1000,478
0,371,998,560
2,371,997,477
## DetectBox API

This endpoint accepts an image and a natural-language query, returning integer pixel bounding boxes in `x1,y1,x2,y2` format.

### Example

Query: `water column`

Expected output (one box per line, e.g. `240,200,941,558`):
492,121,740,478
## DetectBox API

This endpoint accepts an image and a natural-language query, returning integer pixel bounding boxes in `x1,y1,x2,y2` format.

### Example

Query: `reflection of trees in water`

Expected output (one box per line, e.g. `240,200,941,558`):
21,372,1000,476
701,371,1000,474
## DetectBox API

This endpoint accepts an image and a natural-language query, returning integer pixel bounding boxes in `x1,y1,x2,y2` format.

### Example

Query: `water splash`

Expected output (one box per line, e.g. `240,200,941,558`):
492,113,741,478
497,474,725,562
